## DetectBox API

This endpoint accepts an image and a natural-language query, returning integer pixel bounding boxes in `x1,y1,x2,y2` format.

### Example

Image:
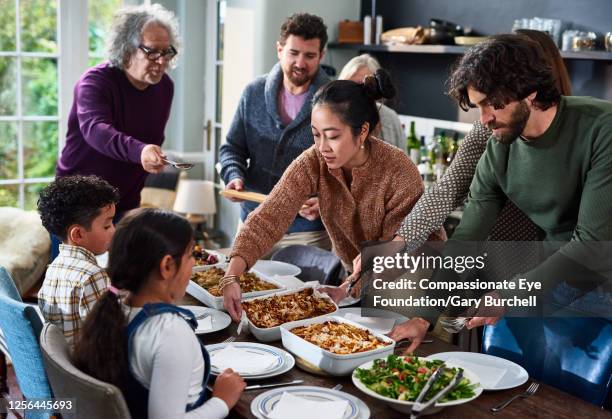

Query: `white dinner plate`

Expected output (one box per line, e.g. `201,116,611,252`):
251,385,370,419
253,260,302,277
205,342,295,380
428,351,529,391
180,306,231,334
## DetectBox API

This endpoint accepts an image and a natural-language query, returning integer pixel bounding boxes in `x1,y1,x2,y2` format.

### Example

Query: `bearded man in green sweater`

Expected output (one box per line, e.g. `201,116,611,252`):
396,34,612,348
445,34,612,329
449,35,612,327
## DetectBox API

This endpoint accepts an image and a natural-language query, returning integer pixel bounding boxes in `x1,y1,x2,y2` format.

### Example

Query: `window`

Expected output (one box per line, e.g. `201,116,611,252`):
0,1,125,209
0,0,59,209
89,0,122,67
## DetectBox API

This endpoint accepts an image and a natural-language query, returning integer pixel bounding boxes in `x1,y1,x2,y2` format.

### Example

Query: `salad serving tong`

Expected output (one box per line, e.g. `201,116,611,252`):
410,364,464,419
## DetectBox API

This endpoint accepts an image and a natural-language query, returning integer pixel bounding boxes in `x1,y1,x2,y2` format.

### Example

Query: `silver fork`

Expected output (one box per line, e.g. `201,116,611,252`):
490,382,539,412
221,336,236,344
439,317,471,333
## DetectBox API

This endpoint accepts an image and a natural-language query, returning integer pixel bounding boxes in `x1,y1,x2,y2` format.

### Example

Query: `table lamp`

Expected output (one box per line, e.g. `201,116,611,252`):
173,180,217,226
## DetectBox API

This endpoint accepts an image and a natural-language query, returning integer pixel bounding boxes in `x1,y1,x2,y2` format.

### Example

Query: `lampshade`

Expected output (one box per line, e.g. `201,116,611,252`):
173,179,217,215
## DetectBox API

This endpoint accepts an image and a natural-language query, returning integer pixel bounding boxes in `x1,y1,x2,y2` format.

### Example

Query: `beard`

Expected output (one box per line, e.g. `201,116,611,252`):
489,101,530,145
285,65,313,87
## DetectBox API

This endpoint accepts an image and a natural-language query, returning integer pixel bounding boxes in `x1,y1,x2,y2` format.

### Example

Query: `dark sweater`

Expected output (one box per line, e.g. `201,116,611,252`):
219,63,330,233
57,62,173,214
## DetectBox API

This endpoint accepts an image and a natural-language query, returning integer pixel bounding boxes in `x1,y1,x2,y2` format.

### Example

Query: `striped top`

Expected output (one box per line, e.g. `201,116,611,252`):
38,244,109,344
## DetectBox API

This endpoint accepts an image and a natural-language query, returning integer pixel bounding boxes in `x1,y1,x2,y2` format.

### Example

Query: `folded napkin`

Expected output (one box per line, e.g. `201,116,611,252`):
446,357,506,388
210,345,278,375
196,315,213,331
269,391,349,419
345,313,395,335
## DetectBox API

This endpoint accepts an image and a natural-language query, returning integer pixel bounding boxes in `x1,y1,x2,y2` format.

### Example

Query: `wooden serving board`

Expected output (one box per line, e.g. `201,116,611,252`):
219,189,267,203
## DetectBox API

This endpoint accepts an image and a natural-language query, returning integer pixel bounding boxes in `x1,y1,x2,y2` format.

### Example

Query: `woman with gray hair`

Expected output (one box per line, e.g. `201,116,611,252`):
339,54,405,150
56,3,180,219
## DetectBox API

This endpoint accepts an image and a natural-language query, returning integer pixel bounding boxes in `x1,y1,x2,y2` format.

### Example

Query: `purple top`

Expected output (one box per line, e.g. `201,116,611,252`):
277,85,308,126
57,62,174,214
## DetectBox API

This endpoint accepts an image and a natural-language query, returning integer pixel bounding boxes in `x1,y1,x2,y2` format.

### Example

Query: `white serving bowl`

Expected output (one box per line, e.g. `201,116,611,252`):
243,286,338,342
187,263,285,309
351,356,483,415
280,315,395,376
192,249,227,271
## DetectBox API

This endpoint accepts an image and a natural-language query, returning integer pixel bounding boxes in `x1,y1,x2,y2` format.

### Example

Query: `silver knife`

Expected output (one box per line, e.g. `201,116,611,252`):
245,379,304,391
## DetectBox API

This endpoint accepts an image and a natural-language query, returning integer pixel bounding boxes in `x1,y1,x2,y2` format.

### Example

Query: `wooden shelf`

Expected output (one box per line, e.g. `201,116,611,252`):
328,42,612,61
328,42,466,54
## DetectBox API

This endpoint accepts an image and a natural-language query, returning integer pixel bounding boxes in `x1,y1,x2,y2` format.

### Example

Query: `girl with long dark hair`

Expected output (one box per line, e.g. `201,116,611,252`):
73,208,244,419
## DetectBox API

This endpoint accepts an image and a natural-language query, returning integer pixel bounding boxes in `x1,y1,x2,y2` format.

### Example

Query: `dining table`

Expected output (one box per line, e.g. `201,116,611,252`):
181,300,609,419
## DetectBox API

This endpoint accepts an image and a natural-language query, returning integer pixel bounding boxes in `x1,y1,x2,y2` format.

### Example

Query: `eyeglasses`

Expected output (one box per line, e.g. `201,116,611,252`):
138,44,177,61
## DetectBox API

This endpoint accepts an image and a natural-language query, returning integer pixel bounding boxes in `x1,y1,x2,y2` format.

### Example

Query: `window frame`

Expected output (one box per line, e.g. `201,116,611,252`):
0,0,127,208
0,0,63,208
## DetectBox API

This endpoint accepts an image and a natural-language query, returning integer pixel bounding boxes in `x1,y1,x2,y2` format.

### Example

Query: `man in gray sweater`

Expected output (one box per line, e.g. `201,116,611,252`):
220,13,331,251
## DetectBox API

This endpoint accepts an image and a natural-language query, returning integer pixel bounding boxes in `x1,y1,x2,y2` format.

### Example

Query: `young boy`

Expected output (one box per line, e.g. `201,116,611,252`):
37,175,119,344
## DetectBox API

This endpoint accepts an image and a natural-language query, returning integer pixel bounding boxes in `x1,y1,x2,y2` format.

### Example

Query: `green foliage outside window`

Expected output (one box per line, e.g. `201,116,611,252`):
0,0,121,208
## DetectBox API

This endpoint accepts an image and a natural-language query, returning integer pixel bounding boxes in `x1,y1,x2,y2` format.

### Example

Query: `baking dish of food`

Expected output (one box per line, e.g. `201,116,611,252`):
242,287,338,342
187,264,284,309
280,315,395,376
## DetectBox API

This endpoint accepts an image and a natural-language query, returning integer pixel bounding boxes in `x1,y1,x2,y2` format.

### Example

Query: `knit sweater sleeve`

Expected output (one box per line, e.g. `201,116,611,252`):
75,71,147,164
219,91,250,183
397,122,489,250
451,138,506,241
230,150,319,268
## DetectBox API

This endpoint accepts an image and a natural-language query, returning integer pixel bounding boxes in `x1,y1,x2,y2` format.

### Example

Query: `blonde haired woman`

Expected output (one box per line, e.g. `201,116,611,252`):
339,54,405,149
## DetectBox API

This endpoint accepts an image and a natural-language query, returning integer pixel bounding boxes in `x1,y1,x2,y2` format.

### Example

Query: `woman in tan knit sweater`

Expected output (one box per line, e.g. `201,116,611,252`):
222,70,429,321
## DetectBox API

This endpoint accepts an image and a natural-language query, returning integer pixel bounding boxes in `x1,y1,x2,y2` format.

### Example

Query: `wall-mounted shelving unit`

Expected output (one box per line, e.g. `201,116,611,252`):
328,42,612,61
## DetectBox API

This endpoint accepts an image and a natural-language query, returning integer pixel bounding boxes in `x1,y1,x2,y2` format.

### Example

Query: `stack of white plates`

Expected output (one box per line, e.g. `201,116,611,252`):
206,342,295,380
251,385,370,419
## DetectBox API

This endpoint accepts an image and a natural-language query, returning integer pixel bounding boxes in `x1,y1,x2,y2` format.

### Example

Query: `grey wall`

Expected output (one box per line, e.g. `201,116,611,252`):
359,0,612,120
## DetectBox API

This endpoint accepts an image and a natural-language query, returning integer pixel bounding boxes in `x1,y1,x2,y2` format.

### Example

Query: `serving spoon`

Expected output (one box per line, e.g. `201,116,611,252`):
162,157,194,170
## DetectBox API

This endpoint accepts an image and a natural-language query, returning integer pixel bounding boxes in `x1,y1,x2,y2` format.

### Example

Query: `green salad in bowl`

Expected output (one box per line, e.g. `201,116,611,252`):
352,354,481,413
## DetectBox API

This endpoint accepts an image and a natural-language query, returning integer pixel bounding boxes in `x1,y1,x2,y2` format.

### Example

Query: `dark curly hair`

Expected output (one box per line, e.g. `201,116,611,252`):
279,13,328,52
447,34,561,111
37,175,119,241
313,69,396,138
73,208,193,388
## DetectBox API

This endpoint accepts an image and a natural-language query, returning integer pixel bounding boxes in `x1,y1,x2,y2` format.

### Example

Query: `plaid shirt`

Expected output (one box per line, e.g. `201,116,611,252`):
38,244,109,344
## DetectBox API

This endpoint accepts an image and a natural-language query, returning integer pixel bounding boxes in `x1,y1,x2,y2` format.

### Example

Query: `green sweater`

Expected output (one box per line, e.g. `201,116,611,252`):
450,96,612,300
454,96,612,243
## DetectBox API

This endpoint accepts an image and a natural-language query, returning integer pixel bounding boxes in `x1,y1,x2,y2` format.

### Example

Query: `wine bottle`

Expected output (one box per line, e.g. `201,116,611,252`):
406,121,420,165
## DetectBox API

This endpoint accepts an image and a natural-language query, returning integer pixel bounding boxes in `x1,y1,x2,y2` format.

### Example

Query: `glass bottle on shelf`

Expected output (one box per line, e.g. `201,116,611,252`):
446,132,459,165
406,121,420,165
419,135,428,164
430,131,448,182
